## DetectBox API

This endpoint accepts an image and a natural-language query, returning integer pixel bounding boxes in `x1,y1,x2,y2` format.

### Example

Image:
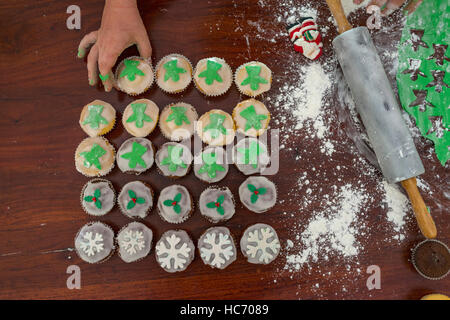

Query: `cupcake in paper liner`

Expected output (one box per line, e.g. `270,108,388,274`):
74,221,115,264
80,178,115,216
193,146,228,183
75,136,115,177
155,229,195,273
122,99,159,137
193,57,233,96
240,223,280,264
238,176,277,213
155,142,192,178
79,99,116,137
234,61,272,97
198,186,235,224
198,226,237,269
116,221,153,263
115,56,154,96
232,99,270,137
411,239,450,280
196,109,235,146
118,181,154,219
232,137,270,175
159,102,198,141
155,54,193,94
157,184,194,224
116,137,155,175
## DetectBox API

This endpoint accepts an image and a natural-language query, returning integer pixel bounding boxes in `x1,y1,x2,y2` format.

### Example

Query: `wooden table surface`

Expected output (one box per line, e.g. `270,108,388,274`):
0,0,448,300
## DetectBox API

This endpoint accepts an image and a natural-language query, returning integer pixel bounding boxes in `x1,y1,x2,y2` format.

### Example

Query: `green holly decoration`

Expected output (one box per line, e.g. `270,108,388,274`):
247,184,267,203
237,141,264,169
197,152,225,178
163,59,186,82
126,189,145,210
126,103,152,128
84,189,102,209
240,65,268,90
120,142,147,169
163,193,182,214
120,59,145,81
240,105,268,131
166,106,190,126
82,105,108,129
198,59,223,85
161,145,187,172
79,143,106,170
204,113,227,139
206,195,225,215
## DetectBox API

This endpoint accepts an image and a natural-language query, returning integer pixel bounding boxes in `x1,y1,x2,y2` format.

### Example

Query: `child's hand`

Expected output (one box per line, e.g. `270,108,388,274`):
353,0,423,16
77,0,152,91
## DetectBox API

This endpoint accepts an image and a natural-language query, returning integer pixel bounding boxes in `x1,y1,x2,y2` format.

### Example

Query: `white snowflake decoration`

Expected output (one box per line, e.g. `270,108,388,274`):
245,227,280,263
200,232,234,268
120,230,145,255
156,233,191,270
79,231,104,257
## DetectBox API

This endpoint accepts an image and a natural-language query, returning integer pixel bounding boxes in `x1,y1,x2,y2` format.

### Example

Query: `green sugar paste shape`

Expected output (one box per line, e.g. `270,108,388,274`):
198,60,223,85
161,145,187,172
83,105,108,129
84,188,102,209
197,152,225,178
240,105,268,131
126,189,145,209
237,141,265,169
240,65,268,90
126,103,152,128
163,59,186,82
120,141,147,169
204,113,227,139
99,74,109,81
247,184,266,203
166,106,190,126
120,59,145,81
396,0,449,166
163,192,182,214
206,195,225,216
80,143,106,169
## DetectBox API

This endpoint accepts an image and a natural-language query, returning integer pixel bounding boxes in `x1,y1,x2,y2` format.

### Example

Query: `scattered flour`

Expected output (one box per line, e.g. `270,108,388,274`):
380,180,410,239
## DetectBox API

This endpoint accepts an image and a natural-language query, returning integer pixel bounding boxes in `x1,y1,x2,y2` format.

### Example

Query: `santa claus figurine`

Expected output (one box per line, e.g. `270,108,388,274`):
287,17,323,60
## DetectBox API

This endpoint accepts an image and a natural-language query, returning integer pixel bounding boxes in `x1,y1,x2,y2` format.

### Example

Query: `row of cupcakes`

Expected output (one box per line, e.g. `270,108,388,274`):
75,221,280,271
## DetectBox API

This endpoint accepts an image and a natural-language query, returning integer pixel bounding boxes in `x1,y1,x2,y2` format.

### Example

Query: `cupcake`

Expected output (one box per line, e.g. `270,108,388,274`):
412,239,450,280
238,176,277,213
122,99,159,137
116,137,154,174
74,221,115,264
232,137,270,175
155,229,195,273
198,226,237,269
115,56,154,95
79,100,116,137
80,179,115,216
155,142,192,178
193,57,233,96
234,61,272,97
156,54,193,93
240,223,280,264
159,102,198,141
116,221,153,263
199,186,235,223
118,181,154,219
157,185,193,224
194,146,228,183
196,109,235,146
75,136,115,177
232,99,270,137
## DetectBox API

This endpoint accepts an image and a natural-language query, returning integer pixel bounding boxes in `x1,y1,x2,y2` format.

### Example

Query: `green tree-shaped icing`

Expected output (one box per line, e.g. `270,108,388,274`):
161,145,187,172
166,106,190,126
240,65,268,90
80,143,106,169
163,59,186,82
198,60,223,85
126,189,145,209
206,195,225,215
163,193,182,214
247,184,267,203
237,141,264,169
120,142,147,169
197,152,225,178
83,105,108,129
126,103,152,128
120,59,145,81
240,105,268,131
84,188,102,209
204,113,227,139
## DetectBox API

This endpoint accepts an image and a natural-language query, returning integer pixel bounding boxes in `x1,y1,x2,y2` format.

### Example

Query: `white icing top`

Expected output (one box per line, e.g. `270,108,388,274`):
156,54,192,93
157,185,192,224
198,187,235,223
122,99,159,137
155,142,192,177
117,222,153,263
75,222,115,264
196,109,236,146
198,226,237,269
75,136,115,177
159,102,198,141
81,179,115,216
115,57,154,95
118,181,153,219
116,137,154,174
235,61,272,97
193,57,233,96
233,99,270,137
79,99,116,137
155,229,195,273
232,137,270,175
238,176,277,213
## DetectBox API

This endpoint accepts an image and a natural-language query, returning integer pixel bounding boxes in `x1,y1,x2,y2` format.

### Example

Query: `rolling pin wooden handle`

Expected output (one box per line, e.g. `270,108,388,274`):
401,177,437,239
325,0,353,34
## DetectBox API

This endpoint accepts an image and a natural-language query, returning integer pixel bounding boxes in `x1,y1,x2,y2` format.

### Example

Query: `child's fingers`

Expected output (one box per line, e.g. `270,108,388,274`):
98,51,118,92
87,44,99,86
136,35,152,60
78,31,98,59
353,0,365,4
